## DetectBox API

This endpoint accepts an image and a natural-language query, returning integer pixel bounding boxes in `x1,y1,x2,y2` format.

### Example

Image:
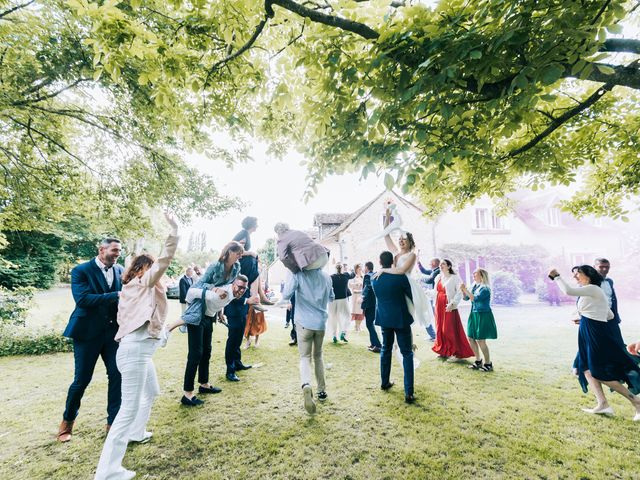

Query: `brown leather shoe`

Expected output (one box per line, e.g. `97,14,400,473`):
57,420,74,442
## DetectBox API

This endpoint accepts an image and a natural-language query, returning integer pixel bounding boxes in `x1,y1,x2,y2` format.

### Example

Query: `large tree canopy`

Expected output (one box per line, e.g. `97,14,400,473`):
0,0,240,240
4,0,640,223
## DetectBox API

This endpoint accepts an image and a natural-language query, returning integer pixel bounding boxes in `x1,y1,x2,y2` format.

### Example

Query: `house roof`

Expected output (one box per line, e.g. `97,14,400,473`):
320,190,425,243
313,213,350,227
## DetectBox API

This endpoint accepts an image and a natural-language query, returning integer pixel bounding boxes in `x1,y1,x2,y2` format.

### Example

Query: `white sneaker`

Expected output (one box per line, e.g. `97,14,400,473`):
633,412,640,422
302,384,316,414
446,356,461,363
130,431,153,444
581,406,614,415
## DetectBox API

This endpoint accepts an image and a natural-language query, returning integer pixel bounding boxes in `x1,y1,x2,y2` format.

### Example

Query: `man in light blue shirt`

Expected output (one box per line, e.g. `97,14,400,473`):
280,268,334,414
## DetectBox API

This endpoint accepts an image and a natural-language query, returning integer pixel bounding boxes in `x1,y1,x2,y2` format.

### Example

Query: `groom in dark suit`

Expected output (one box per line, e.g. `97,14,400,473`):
372,251,416,404
57,238,123,442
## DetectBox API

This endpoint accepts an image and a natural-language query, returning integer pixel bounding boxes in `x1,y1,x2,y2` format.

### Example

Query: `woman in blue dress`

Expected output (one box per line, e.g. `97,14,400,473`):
549,265,640,421
460,269,497,372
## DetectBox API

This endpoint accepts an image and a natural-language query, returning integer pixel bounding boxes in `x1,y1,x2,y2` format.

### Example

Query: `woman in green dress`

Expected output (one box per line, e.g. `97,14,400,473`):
461,269,497,371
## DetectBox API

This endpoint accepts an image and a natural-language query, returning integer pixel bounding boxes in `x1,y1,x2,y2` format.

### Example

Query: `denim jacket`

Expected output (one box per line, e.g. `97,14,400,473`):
464,284,492,312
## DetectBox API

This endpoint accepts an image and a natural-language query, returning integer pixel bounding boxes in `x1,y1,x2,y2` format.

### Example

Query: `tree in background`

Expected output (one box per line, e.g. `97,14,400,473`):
62,0,640,220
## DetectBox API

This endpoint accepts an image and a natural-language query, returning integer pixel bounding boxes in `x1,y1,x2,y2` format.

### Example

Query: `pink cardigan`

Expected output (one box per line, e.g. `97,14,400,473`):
115,233,179,341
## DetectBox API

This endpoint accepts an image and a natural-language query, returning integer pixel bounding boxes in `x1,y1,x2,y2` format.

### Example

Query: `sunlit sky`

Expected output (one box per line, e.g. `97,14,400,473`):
182,141,386,252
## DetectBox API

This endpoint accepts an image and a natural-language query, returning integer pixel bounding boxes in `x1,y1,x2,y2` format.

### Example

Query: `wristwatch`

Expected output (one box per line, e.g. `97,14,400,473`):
548,274,559,280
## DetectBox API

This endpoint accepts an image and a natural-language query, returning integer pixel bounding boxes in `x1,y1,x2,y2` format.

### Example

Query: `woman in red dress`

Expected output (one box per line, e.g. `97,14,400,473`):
432,259,475,362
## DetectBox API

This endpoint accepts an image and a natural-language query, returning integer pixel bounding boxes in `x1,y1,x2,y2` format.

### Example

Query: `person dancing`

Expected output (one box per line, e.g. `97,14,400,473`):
328,264,355,343
431,259,474,362
375,210,434,331
460,269,497,371
549,266,640,420
94,213,178,480
349,264,365,332
232,216,273,310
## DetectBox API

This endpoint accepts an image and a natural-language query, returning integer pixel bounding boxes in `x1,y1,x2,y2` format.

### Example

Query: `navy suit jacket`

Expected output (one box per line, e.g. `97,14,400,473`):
372,274,414,329
63,258,123,341
361,272,376,310
604,277,621,323
179,275,193,304
224,296,249,327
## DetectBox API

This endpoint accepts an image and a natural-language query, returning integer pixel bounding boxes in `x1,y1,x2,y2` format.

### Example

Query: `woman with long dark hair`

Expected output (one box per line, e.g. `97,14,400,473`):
431,259,474,362
95,213,178,480
549,265,640,420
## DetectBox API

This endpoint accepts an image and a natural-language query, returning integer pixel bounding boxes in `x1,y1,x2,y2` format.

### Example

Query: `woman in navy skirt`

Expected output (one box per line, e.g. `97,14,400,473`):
549,266,640,421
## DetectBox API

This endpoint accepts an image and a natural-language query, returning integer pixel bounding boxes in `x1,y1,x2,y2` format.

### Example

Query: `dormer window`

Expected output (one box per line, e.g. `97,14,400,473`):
546,208,561,226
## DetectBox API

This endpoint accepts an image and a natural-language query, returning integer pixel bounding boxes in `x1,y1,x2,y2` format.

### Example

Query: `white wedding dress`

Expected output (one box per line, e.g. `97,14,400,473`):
396,252,434,329
389,253,434,369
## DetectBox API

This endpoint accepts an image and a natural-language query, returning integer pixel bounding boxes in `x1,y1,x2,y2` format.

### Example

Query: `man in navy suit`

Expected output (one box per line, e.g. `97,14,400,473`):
361,261,382,353
594,257,625,347
179,266,195,313
224,262,260,382
57,238,123,442
372,251,416,404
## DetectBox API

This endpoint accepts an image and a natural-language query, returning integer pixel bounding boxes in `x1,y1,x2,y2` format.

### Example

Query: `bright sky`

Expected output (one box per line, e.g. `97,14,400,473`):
183,141,386,252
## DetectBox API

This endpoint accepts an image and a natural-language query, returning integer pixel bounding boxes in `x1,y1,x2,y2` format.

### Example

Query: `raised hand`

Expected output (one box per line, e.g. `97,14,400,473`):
164,211,178,231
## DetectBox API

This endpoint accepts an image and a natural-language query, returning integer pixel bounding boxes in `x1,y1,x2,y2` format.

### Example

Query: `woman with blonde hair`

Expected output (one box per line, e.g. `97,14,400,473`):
95,213,178,480
461,269,498,371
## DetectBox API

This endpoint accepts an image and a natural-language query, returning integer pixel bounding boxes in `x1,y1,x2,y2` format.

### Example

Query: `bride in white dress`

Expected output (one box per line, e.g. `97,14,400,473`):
374,211,435,368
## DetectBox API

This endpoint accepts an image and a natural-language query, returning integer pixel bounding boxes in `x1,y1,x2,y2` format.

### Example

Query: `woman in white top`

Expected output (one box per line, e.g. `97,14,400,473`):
549,266,640,420
431,259,475,361
95,213,178,480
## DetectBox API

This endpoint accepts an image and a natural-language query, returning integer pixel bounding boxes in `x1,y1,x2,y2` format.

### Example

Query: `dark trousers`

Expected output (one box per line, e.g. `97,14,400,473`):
380,326,414,396
364,307,381,348
63,327,121,425
183,316,213,391
225,317,246,374
289,313,297,343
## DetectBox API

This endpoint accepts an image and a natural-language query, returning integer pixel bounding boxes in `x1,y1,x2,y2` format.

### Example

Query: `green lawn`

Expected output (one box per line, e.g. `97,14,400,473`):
1,298,640,479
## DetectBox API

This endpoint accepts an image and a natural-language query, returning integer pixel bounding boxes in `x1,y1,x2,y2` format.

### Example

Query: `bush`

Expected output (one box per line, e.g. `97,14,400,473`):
0,286,35,327
534,278,572,305
492,271,522,305
0,326,72,357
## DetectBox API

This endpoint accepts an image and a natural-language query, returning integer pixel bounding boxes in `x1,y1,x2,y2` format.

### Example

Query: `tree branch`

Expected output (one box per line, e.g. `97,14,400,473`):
267,0,380,40
12,78,91,106
0,0,34,20
204,16,270,88
600,38,640,54
506,83,614,159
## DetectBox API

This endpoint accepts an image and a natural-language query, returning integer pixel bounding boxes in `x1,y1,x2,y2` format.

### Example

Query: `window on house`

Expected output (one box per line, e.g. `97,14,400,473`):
546,208,561,226
475,208,489,229
474,208,506,230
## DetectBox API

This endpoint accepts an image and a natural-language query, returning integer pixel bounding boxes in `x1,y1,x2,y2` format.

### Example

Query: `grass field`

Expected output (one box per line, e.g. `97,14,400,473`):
1,295,640,479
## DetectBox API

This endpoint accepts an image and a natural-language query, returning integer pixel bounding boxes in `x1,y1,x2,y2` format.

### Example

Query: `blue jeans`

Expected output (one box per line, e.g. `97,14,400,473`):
380,326,414,396
364,307,381,348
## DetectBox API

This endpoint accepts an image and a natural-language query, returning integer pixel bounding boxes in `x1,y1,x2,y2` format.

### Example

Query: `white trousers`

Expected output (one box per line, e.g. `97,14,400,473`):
327,298,350,337
296,325,326,392
95,338,160,480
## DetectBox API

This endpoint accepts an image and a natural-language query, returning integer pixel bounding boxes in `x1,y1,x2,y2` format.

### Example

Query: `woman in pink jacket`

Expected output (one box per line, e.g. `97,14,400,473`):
95,213,178,480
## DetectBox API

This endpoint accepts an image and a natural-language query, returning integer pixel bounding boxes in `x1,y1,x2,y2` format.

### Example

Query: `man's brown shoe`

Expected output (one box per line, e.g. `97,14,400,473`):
57,420,74,442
